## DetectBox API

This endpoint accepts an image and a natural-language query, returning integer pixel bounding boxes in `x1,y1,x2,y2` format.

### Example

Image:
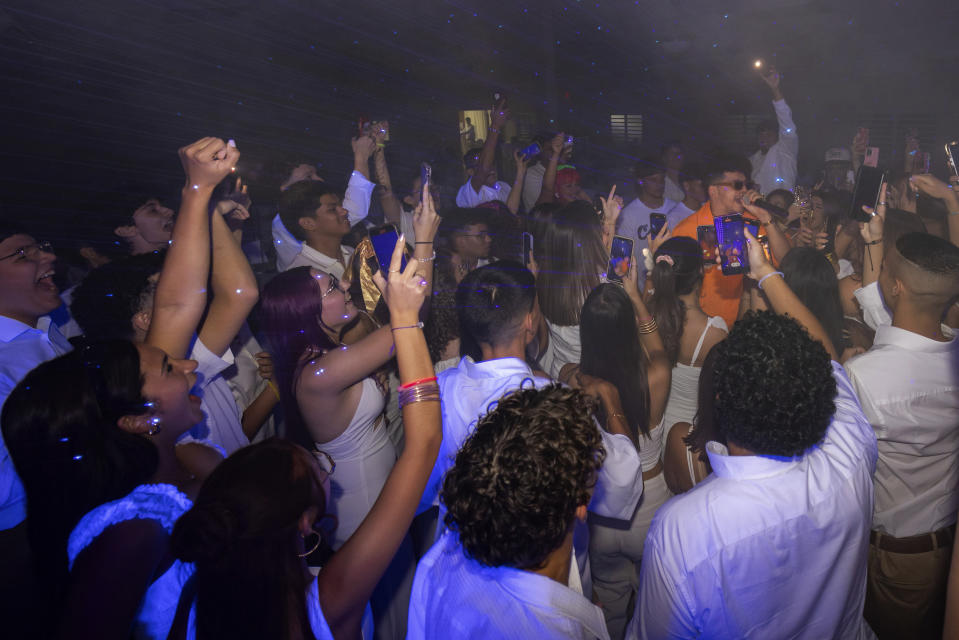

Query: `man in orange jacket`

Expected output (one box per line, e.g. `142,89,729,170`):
670,160,791,326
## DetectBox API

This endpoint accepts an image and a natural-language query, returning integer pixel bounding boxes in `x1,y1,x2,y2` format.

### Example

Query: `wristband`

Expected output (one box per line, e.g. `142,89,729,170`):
757,271,784,290
399,375,437,391
415,241,434,245
415,251,436,263
865,238,883,246
266,380,281,402
391,322,424,333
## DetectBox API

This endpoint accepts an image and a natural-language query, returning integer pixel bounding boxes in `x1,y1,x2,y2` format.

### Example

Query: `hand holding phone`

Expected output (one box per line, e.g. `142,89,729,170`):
864,147,879,168
649,213,667,238
849,166,886,224
369,224,408,275
607,236,633,283
945,141,959,178
697,225,717,266
743,228,772,282
715,214,748,276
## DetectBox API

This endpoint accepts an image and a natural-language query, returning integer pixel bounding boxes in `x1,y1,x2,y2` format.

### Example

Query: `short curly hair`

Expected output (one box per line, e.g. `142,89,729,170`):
713,311,836,457
441,384,605,570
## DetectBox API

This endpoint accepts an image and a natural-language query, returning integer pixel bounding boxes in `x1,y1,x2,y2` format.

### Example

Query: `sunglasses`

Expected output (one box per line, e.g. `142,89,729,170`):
714,181,748,191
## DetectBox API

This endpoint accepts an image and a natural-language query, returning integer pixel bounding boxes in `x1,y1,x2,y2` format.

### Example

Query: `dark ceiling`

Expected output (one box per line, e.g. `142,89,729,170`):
1,0,957,240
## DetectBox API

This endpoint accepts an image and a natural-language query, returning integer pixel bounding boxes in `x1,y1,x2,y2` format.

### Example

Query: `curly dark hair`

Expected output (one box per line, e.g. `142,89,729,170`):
713,311,836,457
441,384,605,570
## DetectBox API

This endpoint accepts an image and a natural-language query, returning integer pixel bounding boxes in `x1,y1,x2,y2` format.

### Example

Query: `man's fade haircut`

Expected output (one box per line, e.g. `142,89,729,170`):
895,231,959,301
635,156,666,180
441,384,605,569
277,181,342,241
713,310,836,457
70,251,165,340
455,261,536,348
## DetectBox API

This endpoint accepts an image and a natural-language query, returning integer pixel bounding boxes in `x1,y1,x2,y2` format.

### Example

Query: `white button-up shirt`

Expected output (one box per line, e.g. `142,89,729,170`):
629,362,877,640
0,315,73,529
749,99,799,194
420,356,643,523
188,337,247,455
408,529,610,640
271,170,374,271
455,179,511,208
845,325,959,538
285,243,354,280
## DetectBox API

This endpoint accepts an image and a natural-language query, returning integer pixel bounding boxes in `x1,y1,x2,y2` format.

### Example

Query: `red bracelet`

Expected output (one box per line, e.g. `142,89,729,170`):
399,376,437,391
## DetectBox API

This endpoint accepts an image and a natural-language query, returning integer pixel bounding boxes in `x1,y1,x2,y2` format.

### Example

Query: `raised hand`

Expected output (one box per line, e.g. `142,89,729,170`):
858,182,887,244
743,229,774,281
370,120,390,146
911,173,959,203
491,98,510,130
759,65,784,100
412,181,441,244
599,184,623,228
372,234,429,322
743,189,773,224
550,132,565,158
179,137,239,191
649,221,672,255
513,149,530,173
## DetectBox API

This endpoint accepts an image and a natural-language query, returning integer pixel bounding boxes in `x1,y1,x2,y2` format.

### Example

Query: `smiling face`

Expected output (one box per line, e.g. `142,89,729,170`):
135,342,202,438
0,234,60,326
309,268,357,331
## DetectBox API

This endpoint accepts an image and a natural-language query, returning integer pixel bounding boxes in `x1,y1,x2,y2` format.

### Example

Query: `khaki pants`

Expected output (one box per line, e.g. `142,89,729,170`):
864,529,953,640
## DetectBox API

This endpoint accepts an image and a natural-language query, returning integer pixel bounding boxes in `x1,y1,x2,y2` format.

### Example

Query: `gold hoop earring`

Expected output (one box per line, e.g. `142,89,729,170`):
297,531,321,558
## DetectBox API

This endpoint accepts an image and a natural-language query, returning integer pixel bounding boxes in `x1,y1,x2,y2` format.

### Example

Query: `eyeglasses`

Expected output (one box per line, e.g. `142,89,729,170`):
0,240,53,262
459,231,491,239
320,274,340,299
714,181,747,191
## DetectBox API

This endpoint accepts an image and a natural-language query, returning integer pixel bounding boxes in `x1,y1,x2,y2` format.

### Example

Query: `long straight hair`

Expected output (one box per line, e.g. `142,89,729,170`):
647,237,704,365
0,341,157,616
536,201,607,326
259,267,339,449
780,248,845,354
579,284,651,439
171,439,323,639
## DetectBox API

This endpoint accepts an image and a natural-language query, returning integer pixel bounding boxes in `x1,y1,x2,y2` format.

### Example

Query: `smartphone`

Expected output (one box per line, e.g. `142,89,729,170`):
697,225,717,265
758,235,771,261
945,141,959,178
849,165,886,224
607,235,633,283
564,135,574,148
520,142,541,161
368,224,407,274
743,217,761,241
419,162,432,202
864,147,879,168
493,92,508,110
823,212,839,256
715,214,748,276
522,232,534,268
649,213,667,238
357,116,371,137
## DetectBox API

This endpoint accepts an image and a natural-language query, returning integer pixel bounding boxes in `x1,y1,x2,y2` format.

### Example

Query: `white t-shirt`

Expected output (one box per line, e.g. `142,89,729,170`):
616,197,683,282
188,337,247,455
455,179,511,208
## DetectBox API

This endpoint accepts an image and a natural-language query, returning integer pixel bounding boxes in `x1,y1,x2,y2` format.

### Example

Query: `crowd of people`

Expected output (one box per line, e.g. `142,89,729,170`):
1,65,958,640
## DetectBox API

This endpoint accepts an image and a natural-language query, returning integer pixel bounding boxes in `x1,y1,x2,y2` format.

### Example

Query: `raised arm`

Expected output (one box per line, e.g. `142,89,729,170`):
319,240,441,638
600,184,624,251
858,183,887,287
343,136,377,225
198,192,259,358
469,100,509,193
146,137,238,358
370,126,404,228
744,190,793,264
506,150,528,215
744,228,839,360
911,173,959,247
623,261,672,425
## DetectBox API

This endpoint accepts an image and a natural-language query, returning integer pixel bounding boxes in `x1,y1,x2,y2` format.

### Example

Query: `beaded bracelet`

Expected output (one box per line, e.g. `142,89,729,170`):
757,271,784,290
415,251,437,263
391,321,424,332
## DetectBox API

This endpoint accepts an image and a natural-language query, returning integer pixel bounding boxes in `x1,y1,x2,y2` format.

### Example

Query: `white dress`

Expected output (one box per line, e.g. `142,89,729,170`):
67,483,194,640
315,376,413,640
589,417,672,640
539,321,581,379
660,315,728,486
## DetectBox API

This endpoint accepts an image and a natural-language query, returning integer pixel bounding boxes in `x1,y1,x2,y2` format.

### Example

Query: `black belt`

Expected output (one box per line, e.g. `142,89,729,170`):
870,524,956,554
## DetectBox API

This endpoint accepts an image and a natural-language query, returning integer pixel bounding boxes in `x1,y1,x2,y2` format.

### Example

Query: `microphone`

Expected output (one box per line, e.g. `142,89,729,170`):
746,198,789,220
